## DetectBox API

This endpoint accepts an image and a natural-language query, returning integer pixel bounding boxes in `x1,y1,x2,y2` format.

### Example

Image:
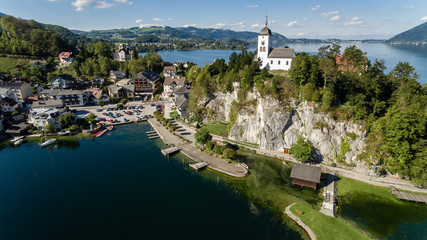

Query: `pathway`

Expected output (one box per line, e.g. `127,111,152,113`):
285,203,316,240
147,118,248,177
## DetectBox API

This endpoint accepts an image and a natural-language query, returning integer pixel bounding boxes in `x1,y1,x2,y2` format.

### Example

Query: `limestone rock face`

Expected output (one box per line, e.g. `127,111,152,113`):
204,89,367,167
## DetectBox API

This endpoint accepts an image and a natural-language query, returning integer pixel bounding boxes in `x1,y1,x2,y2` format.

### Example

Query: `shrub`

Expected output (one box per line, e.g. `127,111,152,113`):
222,148,236,160
214,145,224,155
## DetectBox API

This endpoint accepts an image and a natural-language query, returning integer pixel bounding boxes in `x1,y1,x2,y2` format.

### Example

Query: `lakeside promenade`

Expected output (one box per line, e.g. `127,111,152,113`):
147,118,248,178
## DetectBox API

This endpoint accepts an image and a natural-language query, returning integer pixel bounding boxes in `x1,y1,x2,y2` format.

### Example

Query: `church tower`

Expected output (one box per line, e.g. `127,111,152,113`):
257,16,272,66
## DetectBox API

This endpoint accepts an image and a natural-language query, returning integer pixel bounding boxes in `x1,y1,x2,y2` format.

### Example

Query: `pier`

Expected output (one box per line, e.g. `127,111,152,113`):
161,146,180,156
189,162,208,171
390,186,427,204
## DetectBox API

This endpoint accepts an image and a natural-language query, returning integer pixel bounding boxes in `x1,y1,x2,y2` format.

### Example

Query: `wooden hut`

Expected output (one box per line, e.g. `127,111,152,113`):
290,163,322,189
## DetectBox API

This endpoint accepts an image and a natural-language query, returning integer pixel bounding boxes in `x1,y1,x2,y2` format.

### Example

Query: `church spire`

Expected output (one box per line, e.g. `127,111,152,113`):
265,15,268,27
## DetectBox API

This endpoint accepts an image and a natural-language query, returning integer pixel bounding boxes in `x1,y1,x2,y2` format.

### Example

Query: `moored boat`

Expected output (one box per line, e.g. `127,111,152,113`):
57,130,70,136
40,138,57,147
109,126,113,131
240,163,249,170
14,139,24,146
11,136,25,143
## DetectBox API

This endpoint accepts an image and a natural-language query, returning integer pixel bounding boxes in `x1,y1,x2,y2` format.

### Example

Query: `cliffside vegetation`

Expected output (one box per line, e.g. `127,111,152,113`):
188,44,426,185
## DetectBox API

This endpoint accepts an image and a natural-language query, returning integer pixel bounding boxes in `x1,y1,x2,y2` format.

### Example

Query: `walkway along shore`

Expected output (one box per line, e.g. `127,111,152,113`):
147,118,248,178
285,203,316,240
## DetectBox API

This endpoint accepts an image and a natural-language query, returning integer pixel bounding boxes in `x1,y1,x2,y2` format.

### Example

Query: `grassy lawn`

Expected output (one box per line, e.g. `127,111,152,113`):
337,176,427,239
202,123,228,137
290,203,370,240
0,57,30,72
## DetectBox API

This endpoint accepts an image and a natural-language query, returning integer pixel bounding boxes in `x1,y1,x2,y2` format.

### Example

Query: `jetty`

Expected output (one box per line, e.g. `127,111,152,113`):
147,130,160,139
96,129,109,138
189,162,208,171
161,146,180,156
390,186,427,204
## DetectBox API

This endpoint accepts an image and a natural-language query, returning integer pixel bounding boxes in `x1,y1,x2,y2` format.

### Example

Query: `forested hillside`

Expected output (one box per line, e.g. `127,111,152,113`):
387,22,427,44
0,15,74,57
187,45,426,185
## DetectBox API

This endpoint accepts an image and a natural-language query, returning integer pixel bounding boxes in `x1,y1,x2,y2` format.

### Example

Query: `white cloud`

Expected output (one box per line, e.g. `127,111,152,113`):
47,0,57,2
321,11,339,18
251,23,262,29
403,5,414,9
128,1,133,5
247,4,258,8
114,0,127,2
183,24,198,28
71,0,113,11
329,15,340,22
311,5,320,11
345,16,363,26
421,16,427,21
167,18,174,21
135,19,142,23
153,17,165,22
270,20,277,24
286,21,298,27
297,32,306,37
209,22,246,29
139,24,155,28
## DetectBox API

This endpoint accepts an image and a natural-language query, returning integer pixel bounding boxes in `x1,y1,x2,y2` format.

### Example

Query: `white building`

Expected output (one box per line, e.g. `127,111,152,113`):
39,89,89,106
163,76,187,98
29,108,60,130
51,75,74,89
257,18,296,71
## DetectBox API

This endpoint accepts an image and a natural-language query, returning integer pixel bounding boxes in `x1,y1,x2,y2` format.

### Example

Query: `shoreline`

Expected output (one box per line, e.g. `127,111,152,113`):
285,203,316,240
147,118,248,178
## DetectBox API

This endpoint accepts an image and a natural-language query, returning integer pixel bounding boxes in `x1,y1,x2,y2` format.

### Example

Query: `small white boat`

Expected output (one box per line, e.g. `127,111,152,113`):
14,139,24,146
40,138,57,147
57,130,70,136
240,163,249,170
11,136,25,142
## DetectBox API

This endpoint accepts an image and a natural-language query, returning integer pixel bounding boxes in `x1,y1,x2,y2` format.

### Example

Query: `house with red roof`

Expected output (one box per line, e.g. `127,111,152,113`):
58,52,74,67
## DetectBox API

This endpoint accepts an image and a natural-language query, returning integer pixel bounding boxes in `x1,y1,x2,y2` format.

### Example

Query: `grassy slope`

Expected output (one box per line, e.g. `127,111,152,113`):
290,204,370,240
337,176,427,239
202,123,228,137
0,57,30,72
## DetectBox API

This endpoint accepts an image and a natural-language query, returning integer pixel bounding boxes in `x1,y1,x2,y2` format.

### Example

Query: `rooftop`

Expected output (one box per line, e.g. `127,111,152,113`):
268,48,296,59
290,163,322,183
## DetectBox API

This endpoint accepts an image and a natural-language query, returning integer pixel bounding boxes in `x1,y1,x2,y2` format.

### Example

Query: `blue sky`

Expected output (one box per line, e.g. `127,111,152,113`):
1,0,426,39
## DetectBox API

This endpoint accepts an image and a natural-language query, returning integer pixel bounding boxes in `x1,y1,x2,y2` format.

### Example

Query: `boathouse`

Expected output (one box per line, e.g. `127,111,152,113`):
290,163,322,189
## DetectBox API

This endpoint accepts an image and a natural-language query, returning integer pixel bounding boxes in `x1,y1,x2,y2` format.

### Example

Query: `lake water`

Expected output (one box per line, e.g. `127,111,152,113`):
153,43,427,84
0,123,301,240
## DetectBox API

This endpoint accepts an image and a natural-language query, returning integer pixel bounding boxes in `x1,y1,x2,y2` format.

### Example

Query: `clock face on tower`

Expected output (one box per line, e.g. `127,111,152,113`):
261,41,265,46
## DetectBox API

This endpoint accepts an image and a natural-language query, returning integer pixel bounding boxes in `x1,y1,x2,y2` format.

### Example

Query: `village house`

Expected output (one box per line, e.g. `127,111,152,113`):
172,84,191,118
28,108,60,130
163,76,187,98
39,89,89,106
130,70,161,100
290,163,322,189
113,45,133,62
51,74,74,89
110,70,127,82
0,81,32,103
58,52,74,67
163,66,177,77
0,97,19,113
107,85,135,100
29,60,48,71
257,17,296,71
31,99,64,109
87,87,109,104
0,87,19,103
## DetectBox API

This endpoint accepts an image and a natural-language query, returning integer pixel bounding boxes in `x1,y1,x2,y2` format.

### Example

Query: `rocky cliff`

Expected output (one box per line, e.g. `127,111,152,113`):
203,85,368,169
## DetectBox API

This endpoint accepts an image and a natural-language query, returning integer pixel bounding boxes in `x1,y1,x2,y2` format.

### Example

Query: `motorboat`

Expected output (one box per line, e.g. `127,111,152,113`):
57,130,70,136
11,136,25,143
14,139,24,146
40,138,57,147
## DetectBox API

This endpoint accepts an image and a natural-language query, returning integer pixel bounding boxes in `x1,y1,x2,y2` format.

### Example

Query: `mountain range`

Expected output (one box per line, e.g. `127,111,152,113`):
386,22,427,44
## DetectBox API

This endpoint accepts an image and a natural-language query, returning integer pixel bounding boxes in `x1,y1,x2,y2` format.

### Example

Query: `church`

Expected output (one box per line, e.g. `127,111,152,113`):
257,18,296,71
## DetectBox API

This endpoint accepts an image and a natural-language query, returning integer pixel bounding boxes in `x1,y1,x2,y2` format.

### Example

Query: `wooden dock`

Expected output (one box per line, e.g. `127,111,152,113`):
189,162,208,171
96,129,109,138
161,146,180,156
390,186,427,204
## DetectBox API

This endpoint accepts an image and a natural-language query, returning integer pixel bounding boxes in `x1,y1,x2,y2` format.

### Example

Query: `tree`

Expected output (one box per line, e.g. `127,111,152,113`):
195,128,212,146
214,144,224,155
222,148,236,160
98,100,106,107
290,137,314,162
45,123,55,133
206,141,215,150
87,112,96,120
59,112,75,128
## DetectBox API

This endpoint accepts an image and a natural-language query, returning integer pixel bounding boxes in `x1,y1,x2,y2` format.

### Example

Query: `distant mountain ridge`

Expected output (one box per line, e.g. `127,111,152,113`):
77,25,290,45
387,22,427,44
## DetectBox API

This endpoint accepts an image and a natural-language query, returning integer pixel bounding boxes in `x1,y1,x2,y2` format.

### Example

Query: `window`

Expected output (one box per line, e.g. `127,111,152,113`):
271,60,273,64
263,47,266,52
260,46,263,52
286,61,289,65
278,61,281,65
